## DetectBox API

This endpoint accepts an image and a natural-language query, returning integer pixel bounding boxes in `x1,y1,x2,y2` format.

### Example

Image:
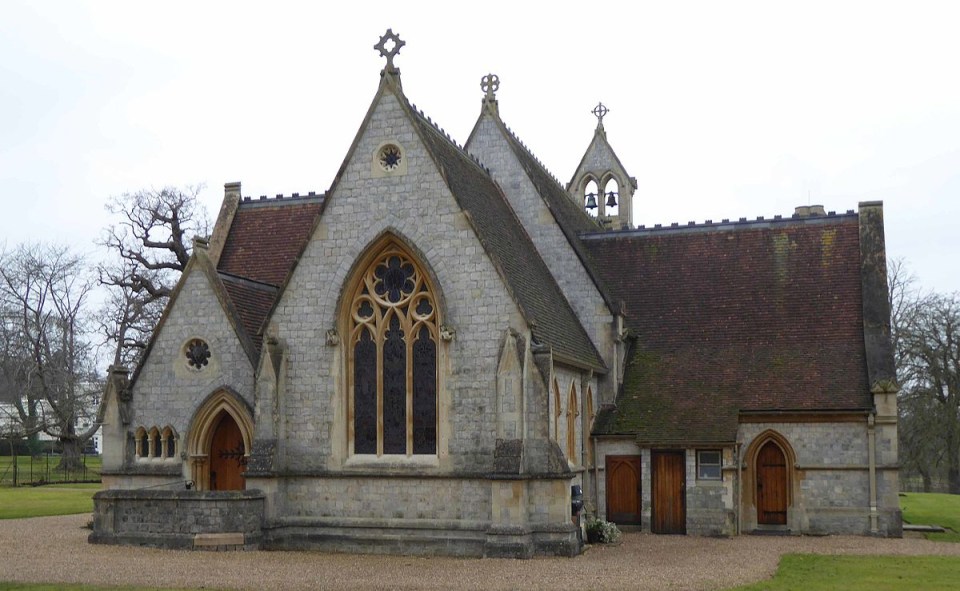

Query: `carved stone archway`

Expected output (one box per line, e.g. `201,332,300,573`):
742,429,799,531
186,389,254,491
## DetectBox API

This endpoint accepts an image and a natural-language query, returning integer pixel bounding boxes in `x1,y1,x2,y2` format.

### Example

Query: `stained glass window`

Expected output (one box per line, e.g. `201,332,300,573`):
349,243,438,456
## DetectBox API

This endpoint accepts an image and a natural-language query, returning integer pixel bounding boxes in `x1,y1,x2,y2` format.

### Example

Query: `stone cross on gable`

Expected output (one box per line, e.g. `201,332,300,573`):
592,102,609,129
481,73,500,102
374,29,405,72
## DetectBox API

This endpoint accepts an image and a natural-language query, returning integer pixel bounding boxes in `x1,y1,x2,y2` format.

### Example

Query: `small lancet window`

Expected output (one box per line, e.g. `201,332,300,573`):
149,427,161,458
583,179,600,217
161,426,177,459
553,379,562,442
135,427,148,458
566,383,579,462
348,243,438,456
603,178,620,217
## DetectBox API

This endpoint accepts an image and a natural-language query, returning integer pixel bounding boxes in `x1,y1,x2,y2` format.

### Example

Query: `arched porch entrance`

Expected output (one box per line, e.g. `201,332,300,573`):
744,430,797,530
187,389,254,491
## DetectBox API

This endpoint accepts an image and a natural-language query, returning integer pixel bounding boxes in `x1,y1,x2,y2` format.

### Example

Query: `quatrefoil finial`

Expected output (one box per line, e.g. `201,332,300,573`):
592,102,609,129
481,73,500,102
374,29,405,72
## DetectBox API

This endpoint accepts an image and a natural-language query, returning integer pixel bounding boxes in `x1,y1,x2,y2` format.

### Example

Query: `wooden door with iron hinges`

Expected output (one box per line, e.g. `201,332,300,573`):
209,412,246,491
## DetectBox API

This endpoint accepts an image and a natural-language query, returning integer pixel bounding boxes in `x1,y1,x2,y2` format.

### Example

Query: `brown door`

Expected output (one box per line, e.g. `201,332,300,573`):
651,451,686,534
606,455,642,524
756,441,787,525
209,412,246,491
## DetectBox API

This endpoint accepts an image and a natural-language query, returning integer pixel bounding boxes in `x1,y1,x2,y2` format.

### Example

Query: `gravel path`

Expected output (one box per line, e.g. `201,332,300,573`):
1,515,959,590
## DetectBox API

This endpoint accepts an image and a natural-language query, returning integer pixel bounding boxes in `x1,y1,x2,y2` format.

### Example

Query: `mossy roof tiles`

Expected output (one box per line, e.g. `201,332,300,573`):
585,216,872,443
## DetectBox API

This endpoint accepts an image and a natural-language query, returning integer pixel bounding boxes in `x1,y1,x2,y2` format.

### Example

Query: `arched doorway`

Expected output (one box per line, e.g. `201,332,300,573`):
187,389,254,491
606,455,641,524
756,441,788,525
208,411,246,491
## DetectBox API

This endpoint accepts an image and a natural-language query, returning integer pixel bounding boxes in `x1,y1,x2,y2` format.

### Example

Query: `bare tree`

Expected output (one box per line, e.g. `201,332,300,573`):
890,259,960,493
0,244,100,471
898,293,960,493
98,186,210,366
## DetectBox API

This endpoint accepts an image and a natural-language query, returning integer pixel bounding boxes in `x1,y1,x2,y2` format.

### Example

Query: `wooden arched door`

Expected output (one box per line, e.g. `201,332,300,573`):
756,441,787,525
208,411,246,491
606,455,641,524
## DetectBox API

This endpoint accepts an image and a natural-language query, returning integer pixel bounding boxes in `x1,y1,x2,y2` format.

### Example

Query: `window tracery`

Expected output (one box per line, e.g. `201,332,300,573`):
348,244,438,456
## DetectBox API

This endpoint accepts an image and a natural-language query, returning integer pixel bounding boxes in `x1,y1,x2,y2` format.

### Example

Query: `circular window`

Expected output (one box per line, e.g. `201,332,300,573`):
185,338,211,370
378,144,402,171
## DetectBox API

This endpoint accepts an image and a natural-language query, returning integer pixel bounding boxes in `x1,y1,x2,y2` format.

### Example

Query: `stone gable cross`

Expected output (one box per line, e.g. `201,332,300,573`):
592,102,609,128
481,73,500,102
375,29,405,72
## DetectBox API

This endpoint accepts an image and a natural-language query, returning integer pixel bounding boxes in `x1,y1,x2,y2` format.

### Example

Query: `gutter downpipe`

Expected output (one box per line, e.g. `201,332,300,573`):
735,442,742,536
592,435,601,518
868,413,879,533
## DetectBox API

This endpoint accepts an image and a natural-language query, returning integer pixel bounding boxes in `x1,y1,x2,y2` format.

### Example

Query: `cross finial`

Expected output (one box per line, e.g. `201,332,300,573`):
374,29,405,73
481,73,500,102
592,102,609,129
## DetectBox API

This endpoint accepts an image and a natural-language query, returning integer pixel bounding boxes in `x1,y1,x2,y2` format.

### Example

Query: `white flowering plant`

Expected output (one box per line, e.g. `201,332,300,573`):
585,517,622,544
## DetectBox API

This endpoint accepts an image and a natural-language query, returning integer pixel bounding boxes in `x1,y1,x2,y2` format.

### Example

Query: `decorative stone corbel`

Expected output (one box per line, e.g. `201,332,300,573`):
439,325,456,342
118,387,133,425
325,328,340,346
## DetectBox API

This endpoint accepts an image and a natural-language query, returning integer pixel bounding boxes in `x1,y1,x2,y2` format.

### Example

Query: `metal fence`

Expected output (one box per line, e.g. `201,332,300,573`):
0,452,101,486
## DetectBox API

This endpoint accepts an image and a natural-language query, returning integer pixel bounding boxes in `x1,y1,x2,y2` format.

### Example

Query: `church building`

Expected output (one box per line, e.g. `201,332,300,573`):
91,31,902,557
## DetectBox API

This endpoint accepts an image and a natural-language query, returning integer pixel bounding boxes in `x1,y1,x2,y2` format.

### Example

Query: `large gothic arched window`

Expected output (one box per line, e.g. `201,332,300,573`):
348,242,438,456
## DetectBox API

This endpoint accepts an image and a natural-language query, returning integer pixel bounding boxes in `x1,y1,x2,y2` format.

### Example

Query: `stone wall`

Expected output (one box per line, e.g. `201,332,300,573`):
264,90,526,475
739,421,900,536
125,267,255,473
90,489,264,550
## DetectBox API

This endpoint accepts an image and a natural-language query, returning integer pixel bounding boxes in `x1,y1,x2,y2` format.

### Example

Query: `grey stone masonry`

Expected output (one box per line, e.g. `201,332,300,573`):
266,88,529,474
129,265,255,463
90,489,264,550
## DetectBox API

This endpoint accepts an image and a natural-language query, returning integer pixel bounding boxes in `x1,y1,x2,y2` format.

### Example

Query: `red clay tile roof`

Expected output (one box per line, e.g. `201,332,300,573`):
584,215,872,443
218,197,323,287
216,195,323,350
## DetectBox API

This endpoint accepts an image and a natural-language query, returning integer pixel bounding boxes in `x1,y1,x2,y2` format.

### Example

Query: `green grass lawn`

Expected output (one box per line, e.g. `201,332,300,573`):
0,455,101,486
0,483,101,519
900,492,960,542
729,554,960,590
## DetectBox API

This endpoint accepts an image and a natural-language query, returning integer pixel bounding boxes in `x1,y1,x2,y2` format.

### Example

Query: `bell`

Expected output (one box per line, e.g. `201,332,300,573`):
585,192,598,210
605,191,618,208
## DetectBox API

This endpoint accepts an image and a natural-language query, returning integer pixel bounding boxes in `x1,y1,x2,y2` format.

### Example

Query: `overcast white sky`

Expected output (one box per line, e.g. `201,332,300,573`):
1,1,958,294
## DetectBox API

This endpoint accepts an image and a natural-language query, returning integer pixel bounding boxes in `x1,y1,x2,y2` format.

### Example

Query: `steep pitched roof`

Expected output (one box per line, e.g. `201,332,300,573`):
567,126,637,193
129,247,259,388
218,196,324,286
215,195,323,351
468,111,619,312
403,98,605,370
586,214,872,444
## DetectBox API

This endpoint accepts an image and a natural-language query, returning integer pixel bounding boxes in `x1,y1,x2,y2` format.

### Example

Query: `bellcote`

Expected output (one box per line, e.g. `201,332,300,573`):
567,103,637,230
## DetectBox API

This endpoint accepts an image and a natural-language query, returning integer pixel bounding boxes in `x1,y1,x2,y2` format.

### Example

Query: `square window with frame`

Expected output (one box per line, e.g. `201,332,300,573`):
697,449,722,480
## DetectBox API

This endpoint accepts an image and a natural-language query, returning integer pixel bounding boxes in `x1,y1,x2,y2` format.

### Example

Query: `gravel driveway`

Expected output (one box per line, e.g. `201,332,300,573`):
2,514,959,590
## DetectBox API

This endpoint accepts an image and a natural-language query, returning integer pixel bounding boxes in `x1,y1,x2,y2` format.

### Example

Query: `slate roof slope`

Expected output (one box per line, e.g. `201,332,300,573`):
491,120,619,310
403,100,605,371
216,195,324,352
585,214,872,444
